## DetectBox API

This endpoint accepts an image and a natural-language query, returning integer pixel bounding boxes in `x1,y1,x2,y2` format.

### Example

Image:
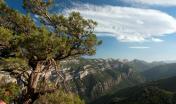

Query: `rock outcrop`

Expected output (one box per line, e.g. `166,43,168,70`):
57,58,144,102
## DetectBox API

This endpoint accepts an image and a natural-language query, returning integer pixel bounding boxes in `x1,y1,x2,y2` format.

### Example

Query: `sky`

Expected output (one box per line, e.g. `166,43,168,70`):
5,0,176,62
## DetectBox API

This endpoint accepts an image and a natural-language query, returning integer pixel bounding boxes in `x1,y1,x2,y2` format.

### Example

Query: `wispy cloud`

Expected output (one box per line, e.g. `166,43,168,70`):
123,0,176,6
64,4,176,42
151,38,164,42
129,46,150,49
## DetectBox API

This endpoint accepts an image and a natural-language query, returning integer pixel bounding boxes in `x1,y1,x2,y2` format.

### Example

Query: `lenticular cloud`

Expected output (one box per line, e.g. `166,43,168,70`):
124,0,176,6
64,4,176,42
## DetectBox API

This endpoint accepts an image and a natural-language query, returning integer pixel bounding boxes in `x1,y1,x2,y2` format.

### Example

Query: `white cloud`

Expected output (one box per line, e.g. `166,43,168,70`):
151,38,164,42
129,46,150,49
64,4,176,42
124,0,176,6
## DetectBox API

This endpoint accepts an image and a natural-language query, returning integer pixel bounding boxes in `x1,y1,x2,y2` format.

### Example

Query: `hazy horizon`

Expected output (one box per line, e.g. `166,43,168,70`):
85,56,176,63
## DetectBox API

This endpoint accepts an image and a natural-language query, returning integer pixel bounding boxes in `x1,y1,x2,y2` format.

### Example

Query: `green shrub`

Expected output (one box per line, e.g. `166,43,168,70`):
34,90,85,104
0,83,20,103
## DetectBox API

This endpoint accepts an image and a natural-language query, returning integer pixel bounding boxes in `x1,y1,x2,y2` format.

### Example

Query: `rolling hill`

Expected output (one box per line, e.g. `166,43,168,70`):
142,63,176,81
91,76,176,104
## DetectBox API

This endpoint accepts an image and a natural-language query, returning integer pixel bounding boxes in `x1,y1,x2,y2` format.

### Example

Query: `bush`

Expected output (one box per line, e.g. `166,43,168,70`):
0,83,20,103
34,90,85,104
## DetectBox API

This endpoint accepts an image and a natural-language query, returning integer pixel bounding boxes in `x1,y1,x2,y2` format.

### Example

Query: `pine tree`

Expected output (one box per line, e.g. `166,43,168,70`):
0,0,101,103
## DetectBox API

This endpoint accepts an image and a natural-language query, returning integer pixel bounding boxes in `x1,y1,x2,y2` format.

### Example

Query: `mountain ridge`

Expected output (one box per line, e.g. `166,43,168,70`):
91,76,176,104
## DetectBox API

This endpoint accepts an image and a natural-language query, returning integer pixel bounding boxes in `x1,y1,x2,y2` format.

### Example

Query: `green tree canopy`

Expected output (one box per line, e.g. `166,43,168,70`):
0,0,101,104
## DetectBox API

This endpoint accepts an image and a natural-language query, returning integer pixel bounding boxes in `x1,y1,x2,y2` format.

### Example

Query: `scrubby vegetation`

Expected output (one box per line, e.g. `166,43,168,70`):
0,83,20,103
34,90,85,104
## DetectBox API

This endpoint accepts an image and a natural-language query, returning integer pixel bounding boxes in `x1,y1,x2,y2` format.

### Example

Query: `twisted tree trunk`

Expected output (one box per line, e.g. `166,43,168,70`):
22,61,43,104
21,60,63,104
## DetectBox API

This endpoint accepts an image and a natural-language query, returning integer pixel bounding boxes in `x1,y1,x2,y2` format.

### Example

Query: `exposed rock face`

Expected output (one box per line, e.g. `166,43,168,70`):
57,58,144,102
0,71,17,84
0,58,144,103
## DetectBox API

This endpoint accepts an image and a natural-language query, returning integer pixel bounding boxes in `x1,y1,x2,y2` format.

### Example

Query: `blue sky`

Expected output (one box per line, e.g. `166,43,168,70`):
5,0,176,62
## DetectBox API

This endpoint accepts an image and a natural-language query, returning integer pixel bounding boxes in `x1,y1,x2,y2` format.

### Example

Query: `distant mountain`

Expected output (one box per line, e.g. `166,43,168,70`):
127,59,165,72
59,58,176,102
58,58,144,102
59,58,176,104
164,60,176,64
142,63,176,81
91,76,176,104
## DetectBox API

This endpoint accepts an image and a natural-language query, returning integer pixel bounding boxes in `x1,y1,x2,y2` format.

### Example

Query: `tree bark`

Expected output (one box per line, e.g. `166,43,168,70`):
30,61,43,89
22,61,43,104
